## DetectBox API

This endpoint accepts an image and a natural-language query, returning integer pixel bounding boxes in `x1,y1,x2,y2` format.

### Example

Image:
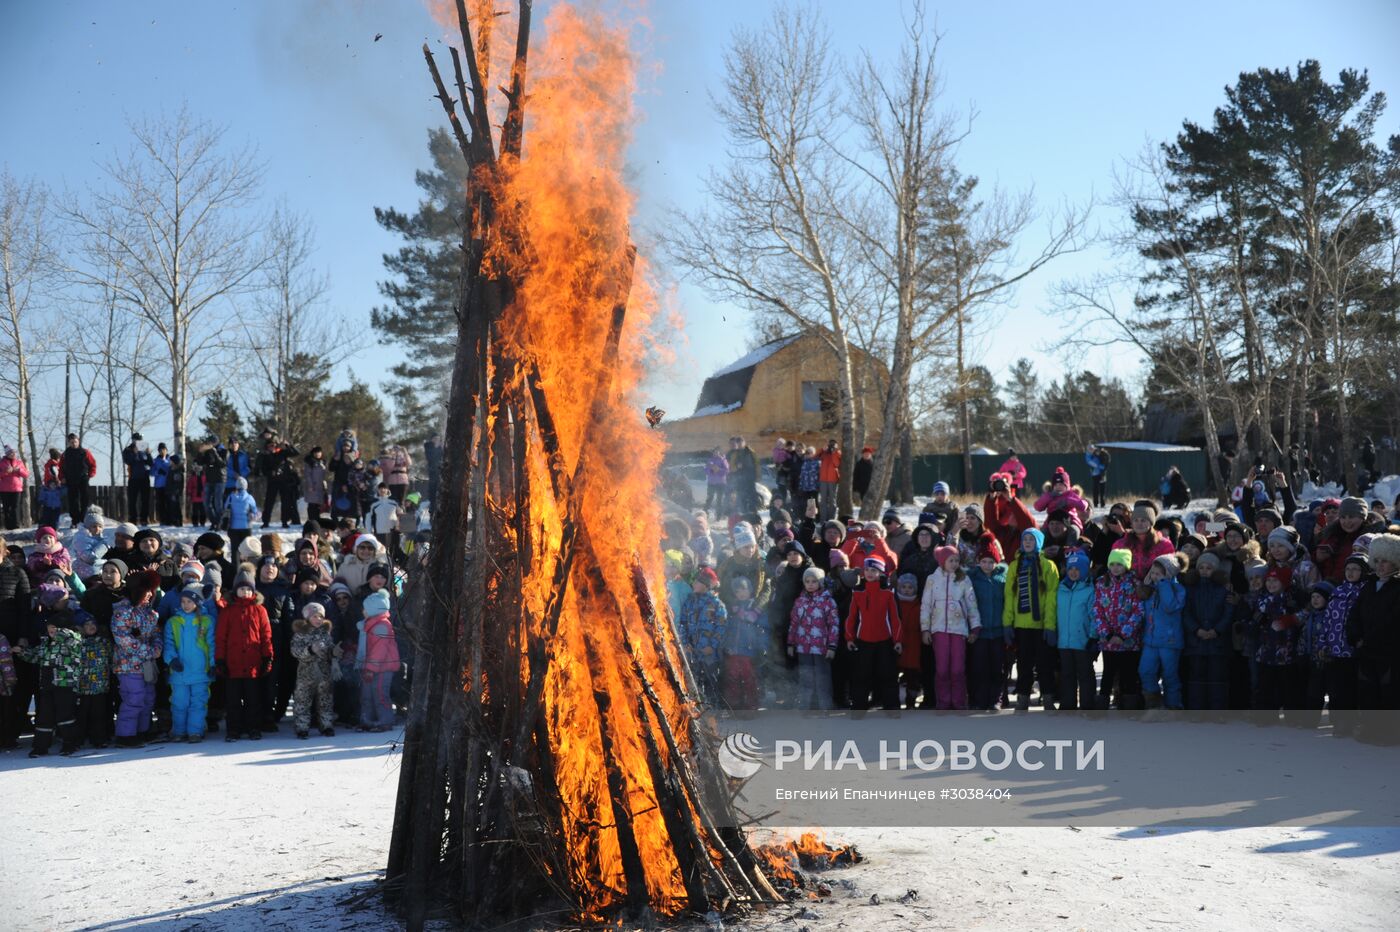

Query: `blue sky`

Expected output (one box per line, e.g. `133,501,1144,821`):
3,0,1398,467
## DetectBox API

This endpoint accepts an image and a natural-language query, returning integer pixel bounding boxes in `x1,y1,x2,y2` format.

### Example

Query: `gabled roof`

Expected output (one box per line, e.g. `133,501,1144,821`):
690,335,801,415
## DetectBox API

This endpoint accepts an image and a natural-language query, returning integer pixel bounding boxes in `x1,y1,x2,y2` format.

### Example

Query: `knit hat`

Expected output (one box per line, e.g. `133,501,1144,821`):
1152,554,1182,579
1244,558,1269,579
933,545,958,570
362,590,391,617
295,537,318,554
803,567,826,584
773,528,795,545
115,522,139,540
35,525,58,542
179,585,203,605
1266,526,1300,551
694,567,720,590
367,562,392,582
36,582,68,608
1065,550,1091,576
294,566,322,586
1046,508,1071,526
778,540,805,558
769,508,792,527
1339,497,1368,520
1310,581,1335,600
179,559,205,580
232,568,257,593
1195,551,1223,576
195,531,225,553
732,525,757,549
931,481,950,497
1181,533,1209,553
302,601,327,620
882,508,900,523
1352,533,1376,555
82,512,103,529
828,549,850,569
963,503,983,522
976,539,1001,563
353,533,378,551
1020,528,1045,552
1051,467,1071,487
104,558,129,578
863,556,886,573
1368,533,1400,567
236,476,248,491
821,519,846,540
1107,549,1133,571
895,572,917,591
1131,502,1159,523
328,581,352,599
1254,507,1282,529
1344,552,1370,571
1265,565,1293,587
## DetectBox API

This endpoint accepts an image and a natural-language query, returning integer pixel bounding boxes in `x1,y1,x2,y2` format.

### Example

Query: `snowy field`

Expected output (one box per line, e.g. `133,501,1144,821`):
4,727,1399,931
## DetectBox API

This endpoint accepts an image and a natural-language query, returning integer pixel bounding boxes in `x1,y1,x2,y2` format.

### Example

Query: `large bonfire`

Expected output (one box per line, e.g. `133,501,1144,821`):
386,1,781,927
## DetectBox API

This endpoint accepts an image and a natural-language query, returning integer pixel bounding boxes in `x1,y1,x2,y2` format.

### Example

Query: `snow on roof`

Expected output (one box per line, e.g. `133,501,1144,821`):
707,335,801,379
671,400,744,421
969,446,998,455
1097,441,1201,452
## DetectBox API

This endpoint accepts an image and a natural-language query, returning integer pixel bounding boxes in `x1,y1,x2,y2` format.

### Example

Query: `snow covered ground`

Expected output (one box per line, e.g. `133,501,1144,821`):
4,728,1399,931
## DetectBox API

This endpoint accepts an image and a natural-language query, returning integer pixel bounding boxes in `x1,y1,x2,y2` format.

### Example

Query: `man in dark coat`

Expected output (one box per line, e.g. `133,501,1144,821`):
59,433,97,526
122,432,154,524
1348,534,1400,743
852,447,875,505
0,543,34,748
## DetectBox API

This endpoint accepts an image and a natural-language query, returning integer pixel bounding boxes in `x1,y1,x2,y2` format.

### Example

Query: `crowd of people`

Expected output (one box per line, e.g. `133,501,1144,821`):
0,427,441,758
667,440,1400,742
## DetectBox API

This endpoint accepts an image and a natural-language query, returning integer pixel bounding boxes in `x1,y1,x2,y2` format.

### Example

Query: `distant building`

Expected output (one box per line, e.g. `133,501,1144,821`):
660,332,888,455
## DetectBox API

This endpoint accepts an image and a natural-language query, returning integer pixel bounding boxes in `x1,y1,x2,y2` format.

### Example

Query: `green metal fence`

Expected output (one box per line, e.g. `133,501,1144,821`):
908,447,1207,500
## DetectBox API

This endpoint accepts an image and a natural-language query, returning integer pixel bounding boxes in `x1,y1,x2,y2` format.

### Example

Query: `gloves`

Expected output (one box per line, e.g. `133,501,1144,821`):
170,658,184,672
1044,629,1058,647
260,657,274,677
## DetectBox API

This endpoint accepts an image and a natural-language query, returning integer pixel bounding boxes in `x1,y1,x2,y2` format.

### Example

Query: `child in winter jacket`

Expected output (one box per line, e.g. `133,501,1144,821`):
290,602,337,738
164,587,215,742
71,513,109,583
1004,529,1059,711
1139,554,1187,713
357,589,400,731
663,550,692,627
1055,551,1097,711
678,567,728,704
1094,549,1144,710
26,526,74,586
74,614,112,748
216,568,274,741
787,567,840,710
895,573,924,708
111,570,162,746
921,547,981,710
1182,551,1232,712
723,576,767,709
845,556,902,710
1292,581,1334,728
367,485,402,544
1033,467,1091,529
967,553,1008,711
1252,566,1300,719
15,603,84,757
1308,553,1365,735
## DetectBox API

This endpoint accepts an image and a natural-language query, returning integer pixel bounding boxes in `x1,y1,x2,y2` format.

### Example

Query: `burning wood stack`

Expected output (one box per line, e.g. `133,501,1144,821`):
385,2,780,927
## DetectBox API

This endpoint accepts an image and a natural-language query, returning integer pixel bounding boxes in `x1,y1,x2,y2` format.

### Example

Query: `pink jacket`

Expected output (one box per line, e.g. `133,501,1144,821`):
362,613,401,672
998,457,1027,490
0,454,29,493
1033,489,1091,528
1111,533,1175,582
787,589,840,655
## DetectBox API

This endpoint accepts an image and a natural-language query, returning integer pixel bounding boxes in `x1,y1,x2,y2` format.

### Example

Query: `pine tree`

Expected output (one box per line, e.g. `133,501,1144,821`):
199,389,247,445
1002,358,1041,451
371,128,470,428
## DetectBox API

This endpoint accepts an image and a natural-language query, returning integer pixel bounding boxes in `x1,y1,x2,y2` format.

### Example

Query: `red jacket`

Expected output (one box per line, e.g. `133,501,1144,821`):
58,448,97,482
840,531,899,573
983,494,1036,560
216,595,274,678
43,456,62,485
818,449,842,484
845,582,900,644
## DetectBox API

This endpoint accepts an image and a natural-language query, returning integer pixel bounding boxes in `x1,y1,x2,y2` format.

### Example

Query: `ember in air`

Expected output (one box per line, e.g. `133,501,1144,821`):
771,739,1106,772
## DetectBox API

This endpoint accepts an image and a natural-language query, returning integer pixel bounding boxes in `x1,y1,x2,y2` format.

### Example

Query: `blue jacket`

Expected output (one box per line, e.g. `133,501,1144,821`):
151,455,171,489
1055,578,1097,650
223,490,259,529
157,587,218,624
967,564,1007,637
1142,578,1186,649
164,609,215,684
123,445,152,481
1182,578,1231,655
224,450,251,487
1084,451,1106,478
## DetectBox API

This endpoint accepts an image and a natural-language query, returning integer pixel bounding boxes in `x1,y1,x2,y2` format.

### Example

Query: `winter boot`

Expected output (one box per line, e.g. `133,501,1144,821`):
296,730,309,739
320,727,335,737
1014,694,1030,712
1142,692,1167,722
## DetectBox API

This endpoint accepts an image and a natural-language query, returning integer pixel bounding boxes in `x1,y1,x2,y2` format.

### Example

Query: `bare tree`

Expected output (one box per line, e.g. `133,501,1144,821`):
0,170,59,523
662,4,866,514
62,106,269,506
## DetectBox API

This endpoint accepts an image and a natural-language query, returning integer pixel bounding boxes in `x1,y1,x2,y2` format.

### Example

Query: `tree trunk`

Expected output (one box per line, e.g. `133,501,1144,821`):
860,335,912,520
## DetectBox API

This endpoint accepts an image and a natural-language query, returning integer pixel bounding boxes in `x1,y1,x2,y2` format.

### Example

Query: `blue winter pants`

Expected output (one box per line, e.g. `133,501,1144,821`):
360,672,394,728
170,681,210,737
1139,646,1182,709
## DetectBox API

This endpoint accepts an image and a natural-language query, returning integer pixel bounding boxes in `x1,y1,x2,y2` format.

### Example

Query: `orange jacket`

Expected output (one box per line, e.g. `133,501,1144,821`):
818,449,842,484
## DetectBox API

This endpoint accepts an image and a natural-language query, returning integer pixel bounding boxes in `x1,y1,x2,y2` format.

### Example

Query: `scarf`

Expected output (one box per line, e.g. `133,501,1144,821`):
1016,553,1041,621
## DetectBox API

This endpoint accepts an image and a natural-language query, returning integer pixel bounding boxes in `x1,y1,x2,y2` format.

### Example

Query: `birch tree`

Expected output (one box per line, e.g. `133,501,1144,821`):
63,106,269,503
